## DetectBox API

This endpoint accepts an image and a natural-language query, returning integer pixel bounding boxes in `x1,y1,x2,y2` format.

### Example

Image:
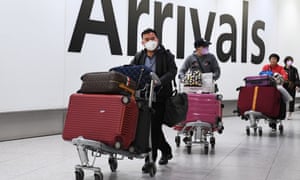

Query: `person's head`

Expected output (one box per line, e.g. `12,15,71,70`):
268,53,280,67
194,38,211,56
141,28,159,52
284,56,294,66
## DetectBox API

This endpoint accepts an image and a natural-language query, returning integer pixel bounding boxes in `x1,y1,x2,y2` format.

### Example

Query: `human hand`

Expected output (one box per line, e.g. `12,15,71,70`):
288,81,294,89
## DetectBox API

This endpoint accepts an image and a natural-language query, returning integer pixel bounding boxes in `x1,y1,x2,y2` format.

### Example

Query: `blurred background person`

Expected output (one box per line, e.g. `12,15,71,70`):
283,56,300,120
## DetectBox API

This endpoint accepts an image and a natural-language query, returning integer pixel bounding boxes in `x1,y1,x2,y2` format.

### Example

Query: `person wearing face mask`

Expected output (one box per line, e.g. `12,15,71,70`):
178,38,221,82
283,56,300,120
130,28,177,172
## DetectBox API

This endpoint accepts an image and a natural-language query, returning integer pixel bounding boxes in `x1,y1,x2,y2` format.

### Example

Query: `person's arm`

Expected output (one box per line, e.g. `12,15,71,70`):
295,67,300,82
178,55,193,79
160,52,177,86
294,67,300,87
280,67,288,80
261,64,270,71
210,54,221,80
130,51,143,65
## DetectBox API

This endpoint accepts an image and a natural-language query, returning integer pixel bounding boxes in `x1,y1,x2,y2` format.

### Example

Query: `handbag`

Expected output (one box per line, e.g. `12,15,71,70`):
183,69,202,86
163,90,188,127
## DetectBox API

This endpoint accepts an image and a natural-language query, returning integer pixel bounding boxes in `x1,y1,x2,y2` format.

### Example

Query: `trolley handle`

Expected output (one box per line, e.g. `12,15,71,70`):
150,72,161,86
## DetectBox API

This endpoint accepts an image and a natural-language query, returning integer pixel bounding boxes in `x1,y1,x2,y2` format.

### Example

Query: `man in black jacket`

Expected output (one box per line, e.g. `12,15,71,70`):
131,28,177,172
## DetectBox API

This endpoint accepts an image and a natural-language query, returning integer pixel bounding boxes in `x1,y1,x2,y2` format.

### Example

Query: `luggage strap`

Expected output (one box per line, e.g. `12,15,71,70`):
251,86,259,110
119,83,135,96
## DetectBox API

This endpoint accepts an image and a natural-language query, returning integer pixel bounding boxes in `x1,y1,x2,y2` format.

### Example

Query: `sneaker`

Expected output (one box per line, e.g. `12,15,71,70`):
158,154,173,165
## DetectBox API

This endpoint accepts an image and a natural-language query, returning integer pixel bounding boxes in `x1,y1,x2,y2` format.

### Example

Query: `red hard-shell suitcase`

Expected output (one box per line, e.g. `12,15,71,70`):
184,93,222,125
62,93,139,150
237,86,281,118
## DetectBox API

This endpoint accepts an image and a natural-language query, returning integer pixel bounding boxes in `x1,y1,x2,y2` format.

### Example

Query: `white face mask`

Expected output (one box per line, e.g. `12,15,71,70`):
144,40,158,51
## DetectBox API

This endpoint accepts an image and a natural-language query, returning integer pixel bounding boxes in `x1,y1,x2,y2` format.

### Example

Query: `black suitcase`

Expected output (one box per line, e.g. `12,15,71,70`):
77,71,136,95
132,100,152,153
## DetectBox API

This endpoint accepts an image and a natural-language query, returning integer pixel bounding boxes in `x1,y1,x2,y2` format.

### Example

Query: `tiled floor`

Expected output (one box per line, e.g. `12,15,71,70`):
1,112,300,180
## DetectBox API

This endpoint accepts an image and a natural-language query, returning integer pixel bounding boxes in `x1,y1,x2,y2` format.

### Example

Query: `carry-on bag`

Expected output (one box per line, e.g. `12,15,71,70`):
62,93,139,150
77,71,136,95
184,93,223,126
244,75,276,87
131,100,152,153
110,65,152,89
237,86,281,118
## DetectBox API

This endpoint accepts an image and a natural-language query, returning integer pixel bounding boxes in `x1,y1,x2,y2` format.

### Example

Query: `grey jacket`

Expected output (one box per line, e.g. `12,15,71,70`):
179,52,221,80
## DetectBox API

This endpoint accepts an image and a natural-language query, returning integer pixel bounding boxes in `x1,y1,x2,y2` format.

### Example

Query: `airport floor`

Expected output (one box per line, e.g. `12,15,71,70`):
1,112,300,180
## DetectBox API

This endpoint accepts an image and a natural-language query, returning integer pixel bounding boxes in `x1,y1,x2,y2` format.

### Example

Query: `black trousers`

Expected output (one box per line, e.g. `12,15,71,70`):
147,101,172,162
284,84,296,112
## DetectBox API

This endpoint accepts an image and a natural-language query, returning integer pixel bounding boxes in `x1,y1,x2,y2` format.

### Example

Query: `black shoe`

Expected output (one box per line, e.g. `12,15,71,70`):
142,163,150,173
158,154,173,165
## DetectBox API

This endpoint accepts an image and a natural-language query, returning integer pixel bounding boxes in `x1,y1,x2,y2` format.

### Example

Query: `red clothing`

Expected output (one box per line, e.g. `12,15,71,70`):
262,64,288,80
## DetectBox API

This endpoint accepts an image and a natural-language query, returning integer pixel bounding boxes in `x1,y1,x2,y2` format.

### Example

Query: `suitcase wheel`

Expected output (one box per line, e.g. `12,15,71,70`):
121,96,131,104
216,94,223,100
128,146,135,153
114,141,122,149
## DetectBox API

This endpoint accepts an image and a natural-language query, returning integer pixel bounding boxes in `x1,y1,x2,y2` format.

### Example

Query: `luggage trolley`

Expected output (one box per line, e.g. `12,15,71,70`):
174,78,224,154
236,75,291,136
62,72,160,180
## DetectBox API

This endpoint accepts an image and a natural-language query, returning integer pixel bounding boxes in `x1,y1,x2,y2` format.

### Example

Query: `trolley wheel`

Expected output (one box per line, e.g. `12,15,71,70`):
108,157,118,172
279,124,284,135
94,172,104,180
148,163,157,177
204,143,209,154
189,130,194,137
175,136,181,147
258,127,263,136
210,137,215,149
121,96,130,104
187,145,192,154
246,126,250,136
75,168,84,180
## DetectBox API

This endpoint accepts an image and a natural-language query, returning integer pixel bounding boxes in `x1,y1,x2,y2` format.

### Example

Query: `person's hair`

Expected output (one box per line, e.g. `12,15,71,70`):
284,56,294,64
269,53,280,62
141,28,158,38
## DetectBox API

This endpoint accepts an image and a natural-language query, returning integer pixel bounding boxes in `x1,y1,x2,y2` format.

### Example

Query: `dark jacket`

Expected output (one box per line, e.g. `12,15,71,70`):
284,65,300,88
130,45,177,101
